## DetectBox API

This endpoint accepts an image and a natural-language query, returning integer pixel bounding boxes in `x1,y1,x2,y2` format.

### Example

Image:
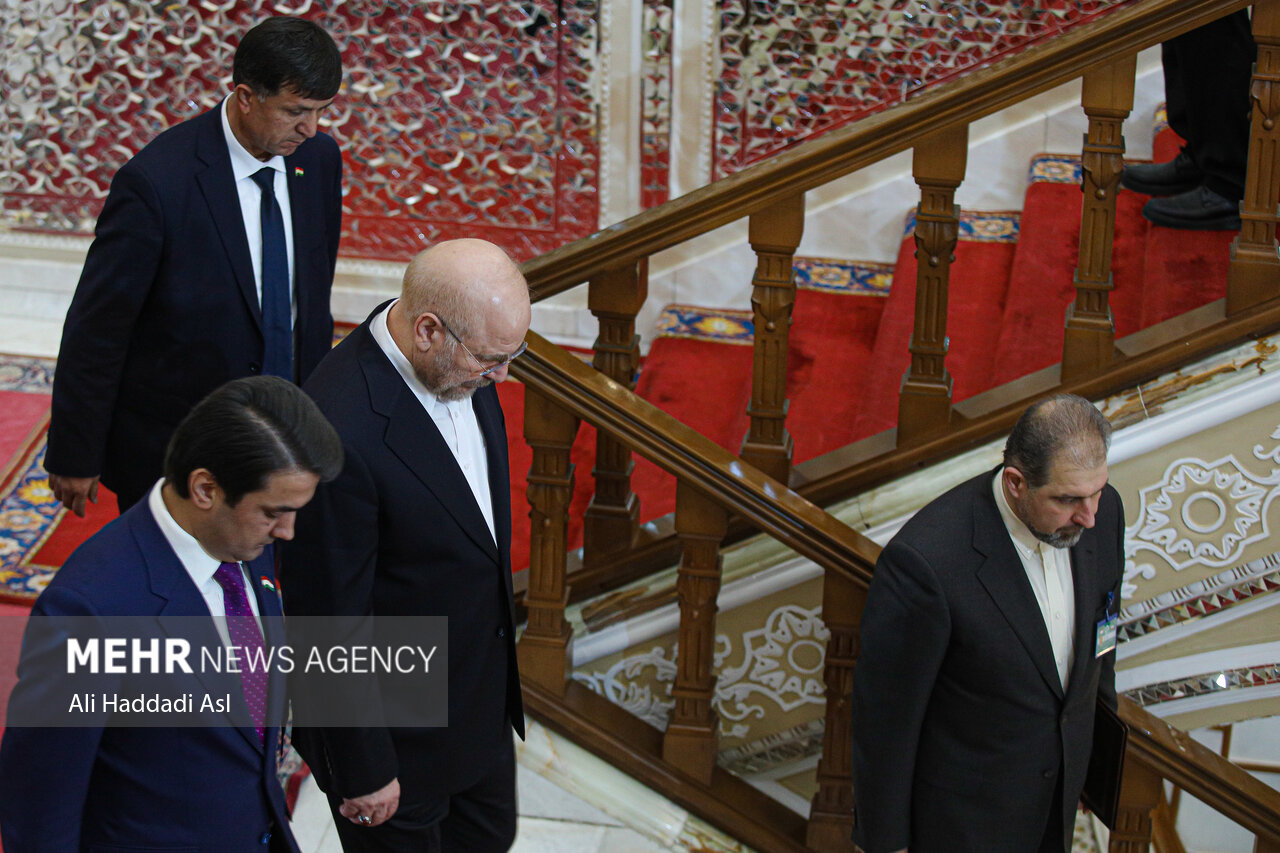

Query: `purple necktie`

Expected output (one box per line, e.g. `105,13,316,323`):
214,562,267,743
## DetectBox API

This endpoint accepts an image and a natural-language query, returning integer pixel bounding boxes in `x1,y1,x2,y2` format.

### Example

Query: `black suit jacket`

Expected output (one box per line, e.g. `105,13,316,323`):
281,306,524,804
46,106,342,506
851,467,1124,853
0,500,297,852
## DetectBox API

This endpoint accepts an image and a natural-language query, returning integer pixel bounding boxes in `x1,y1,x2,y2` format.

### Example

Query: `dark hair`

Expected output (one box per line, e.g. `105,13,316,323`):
164,376,343,506
233,17,342,101
1003,393,1112,488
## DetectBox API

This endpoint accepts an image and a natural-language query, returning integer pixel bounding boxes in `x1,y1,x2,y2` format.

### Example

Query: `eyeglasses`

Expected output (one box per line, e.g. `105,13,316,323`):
437,316,528,377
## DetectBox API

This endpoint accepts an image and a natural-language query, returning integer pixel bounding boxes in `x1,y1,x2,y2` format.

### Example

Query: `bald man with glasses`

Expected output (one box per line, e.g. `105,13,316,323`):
281,239,530,853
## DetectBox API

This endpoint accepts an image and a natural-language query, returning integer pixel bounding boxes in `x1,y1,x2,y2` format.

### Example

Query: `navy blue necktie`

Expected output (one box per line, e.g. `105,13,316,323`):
250,167,293,381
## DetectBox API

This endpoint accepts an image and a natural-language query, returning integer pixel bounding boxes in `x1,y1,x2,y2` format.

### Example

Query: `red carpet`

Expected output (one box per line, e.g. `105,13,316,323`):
853,216,1020,439
990,181,1150,386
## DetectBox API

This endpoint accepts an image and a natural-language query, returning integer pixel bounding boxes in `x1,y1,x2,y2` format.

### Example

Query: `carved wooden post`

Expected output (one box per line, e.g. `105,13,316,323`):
517,387,579,695
898,124,967,446
1109,760,1162,852
806,569,866,853
662,481,729,785
1151,788,1187,853
1063,55,1135,382
584,261,647,561
1227,0,1280,314
741,194,804,484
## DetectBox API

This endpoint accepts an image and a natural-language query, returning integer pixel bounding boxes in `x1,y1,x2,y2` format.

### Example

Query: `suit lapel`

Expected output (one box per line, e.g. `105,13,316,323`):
193,107,263,333
130,504,264,753
358,326,502,564
1066,530,1100,701
972,473,1065,700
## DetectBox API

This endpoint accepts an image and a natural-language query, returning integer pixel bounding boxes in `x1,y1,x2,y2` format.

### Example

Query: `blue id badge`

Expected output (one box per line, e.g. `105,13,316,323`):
1095,591,1118,658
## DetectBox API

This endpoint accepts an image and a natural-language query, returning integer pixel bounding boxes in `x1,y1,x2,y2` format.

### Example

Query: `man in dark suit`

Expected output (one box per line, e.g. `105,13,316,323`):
1120,12,1255,230
0,376,344,852
282,239,530,853
46,15,344,516
852,394,1125,853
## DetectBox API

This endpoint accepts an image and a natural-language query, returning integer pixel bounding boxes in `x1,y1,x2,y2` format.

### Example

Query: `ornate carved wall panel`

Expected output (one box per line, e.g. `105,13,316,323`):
0,0,600,262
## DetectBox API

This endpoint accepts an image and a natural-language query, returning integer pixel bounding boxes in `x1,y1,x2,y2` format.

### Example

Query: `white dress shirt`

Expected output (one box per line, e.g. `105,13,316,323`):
371,301,497,544
992,472,1076,690
147,479,263,647
220,96,296,317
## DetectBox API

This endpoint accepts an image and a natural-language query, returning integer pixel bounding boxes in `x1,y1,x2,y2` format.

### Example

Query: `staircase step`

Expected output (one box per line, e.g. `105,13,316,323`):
852,210,1021,440
990,154,1151,387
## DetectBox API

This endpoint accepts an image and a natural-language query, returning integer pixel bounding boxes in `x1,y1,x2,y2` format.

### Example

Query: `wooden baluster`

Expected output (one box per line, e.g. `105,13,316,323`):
1109,760,1162,852
806,569,865,852
1151,786,1187,853
517,387,580,695
1227,0,1280,314
898,124,967,446
1062,56,1135,382
583,261,647,561
741,193,805,484
662,481,729,784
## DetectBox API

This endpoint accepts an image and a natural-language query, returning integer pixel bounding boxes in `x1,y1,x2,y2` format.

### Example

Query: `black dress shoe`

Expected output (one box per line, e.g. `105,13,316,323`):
1142,185,1241,230
1121,152,1204,196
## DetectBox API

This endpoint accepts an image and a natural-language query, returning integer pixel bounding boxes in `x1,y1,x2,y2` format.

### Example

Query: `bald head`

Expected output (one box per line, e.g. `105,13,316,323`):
391,239,532,402
400,239,529,336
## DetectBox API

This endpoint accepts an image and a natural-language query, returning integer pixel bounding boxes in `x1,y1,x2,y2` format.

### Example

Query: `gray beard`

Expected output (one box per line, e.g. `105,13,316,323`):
1031,525,1083,549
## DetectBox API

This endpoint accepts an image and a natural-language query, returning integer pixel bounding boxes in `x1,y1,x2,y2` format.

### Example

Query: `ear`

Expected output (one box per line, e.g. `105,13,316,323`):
231,83,256,113
413,312,442,353
1002,465,1030,500
187,469,220,510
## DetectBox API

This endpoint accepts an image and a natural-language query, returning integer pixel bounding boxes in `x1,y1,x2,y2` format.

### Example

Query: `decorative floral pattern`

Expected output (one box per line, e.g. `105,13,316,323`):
901,209,1020,242
1124,454,1280,597
713,0,1137,179
574,604,829,741
0,0,600,262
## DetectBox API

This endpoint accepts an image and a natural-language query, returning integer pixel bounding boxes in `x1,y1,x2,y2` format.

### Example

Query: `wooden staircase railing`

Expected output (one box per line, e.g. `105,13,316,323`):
516,0,1280,604
515,332,875,852
513,332,1280,852
508,0,1280,849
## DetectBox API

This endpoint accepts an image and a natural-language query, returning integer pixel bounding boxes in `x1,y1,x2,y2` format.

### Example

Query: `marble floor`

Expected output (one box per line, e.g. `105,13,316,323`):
288,719,753,853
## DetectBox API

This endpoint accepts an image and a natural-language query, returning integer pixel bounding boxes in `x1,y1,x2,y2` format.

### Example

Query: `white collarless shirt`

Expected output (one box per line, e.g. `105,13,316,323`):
220,96,296,318
992,472,1076,690
371,302,496,544
147,479,263,647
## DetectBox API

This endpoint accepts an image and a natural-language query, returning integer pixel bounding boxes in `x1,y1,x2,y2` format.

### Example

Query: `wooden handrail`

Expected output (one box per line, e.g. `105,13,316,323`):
509,331,879,589
509,1,1280,848
512,328,1280,847
521,0,1250,302
1121,698,1280,843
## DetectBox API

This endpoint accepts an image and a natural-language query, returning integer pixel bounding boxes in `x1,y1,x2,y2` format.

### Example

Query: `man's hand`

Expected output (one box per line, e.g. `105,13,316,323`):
48,474,100,518
338,777,400,827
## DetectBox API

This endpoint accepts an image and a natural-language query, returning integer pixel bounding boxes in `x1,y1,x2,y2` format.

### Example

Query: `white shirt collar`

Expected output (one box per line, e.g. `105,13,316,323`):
220,95,286,183
992,469,1044,559
147,479,223,587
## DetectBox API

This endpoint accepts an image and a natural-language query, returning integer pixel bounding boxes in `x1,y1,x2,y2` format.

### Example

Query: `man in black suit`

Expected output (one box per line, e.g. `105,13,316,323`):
1,376,343,852
1120,12,1255,230
46,16,344,515
282,238,530,853
852,394,1124,853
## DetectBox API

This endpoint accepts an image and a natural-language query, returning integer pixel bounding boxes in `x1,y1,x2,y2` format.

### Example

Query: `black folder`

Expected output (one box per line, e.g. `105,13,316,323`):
1081,696,1128,828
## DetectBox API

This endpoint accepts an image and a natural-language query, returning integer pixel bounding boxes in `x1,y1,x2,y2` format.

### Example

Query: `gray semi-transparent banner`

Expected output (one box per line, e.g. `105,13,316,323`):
4,614,447,728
